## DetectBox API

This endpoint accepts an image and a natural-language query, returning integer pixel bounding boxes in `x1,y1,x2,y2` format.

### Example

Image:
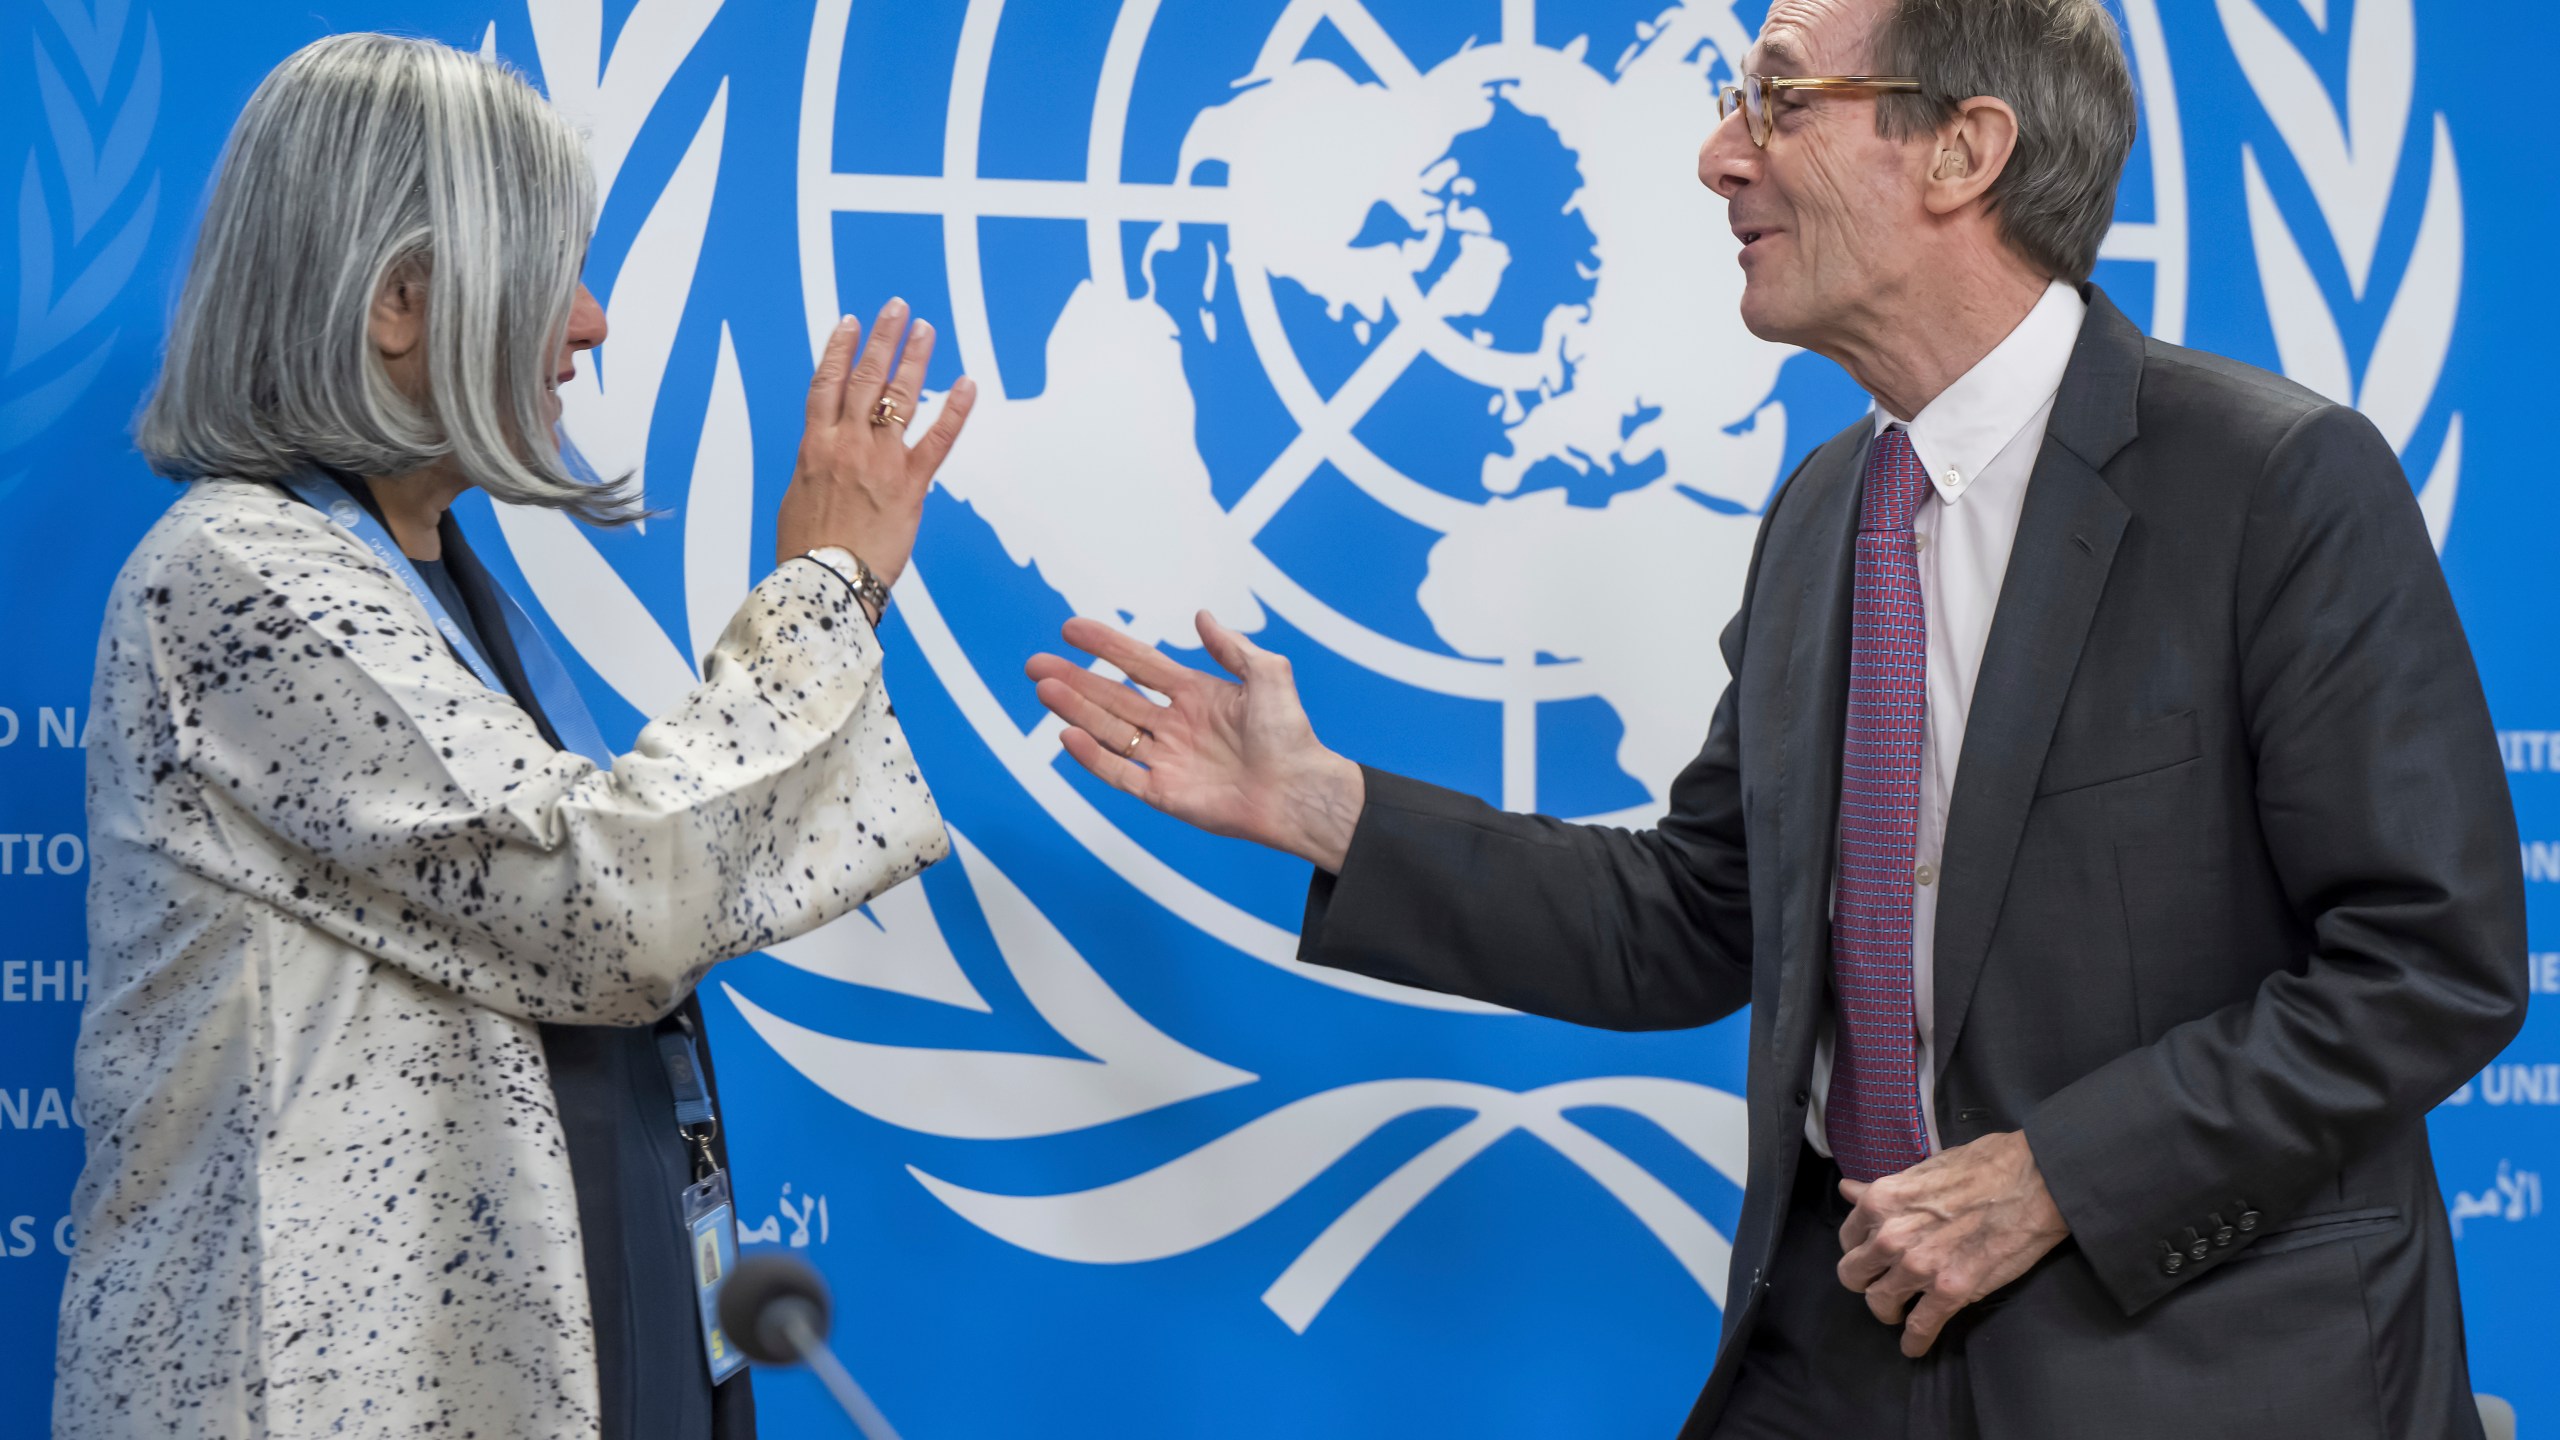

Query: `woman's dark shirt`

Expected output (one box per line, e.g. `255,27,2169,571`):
407,528,744,1440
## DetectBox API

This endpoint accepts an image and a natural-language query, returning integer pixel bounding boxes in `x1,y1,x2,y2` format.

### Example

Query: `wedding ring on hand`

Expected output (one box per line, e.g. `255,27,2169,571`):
870,397,906,428
1121,728,1151,759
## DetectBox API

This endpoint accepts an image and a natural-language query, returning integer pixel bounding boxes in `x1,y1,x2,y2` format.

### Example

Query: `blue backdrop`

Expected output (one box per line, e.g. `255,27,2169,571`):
3,0,2552,1434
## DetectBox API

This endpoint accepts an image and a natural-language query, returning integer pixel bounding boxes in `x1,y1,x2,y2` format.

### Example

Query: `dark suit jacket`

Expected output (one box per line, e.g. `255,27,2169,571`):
1298,288,2526,1439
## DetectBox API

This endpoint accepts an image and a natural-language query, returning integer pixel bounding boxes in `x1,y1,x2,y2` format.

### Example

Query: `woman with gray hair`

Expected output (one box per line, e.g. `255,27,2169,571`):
58,33,975,1440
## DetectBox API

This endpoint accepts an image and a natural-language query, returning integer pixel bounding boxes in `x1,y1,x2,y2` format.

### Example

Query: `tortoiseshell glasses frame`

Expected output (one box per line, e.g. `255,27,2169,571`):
1716,74,1925,147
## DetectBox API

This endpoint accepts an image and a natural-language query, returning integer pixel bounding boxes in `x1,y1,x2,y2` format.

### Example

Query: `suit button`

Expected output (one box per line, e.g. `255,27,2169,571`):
1794,1088,1810,1106
2237,1208,2261,1233
2159,1242,2184,1276
2208,1213,2235,1248
2182,1227,2210,1261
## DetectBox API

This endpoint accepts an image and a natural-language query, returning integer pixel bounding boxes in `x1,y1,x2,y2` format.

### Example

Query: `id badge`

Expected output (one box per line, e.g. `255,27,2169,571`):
684,1170,749,1385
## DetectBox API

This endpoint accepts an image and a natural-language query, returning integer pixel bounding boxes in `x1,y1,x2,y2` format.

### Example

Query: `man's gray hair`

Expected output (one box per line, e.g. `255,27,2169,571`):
1871,0,2137,283
137,33,639,523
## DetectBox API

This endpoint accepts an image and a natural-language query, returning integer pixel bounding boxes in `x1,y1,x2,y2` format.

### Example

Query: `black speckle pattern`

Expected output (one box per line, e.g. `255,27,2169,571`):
59,481,948,1437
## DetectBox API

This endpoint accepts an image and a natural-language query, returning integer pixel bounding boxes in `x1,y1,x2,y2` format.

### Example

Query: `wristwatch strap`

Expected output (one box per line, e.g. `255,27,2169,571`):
800,546,890,624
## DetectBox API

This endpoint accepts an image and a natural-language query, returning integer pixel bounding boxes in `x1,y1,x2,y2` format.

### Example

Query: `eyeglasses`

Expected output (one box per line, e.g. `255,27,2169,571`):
1716,74,1924,148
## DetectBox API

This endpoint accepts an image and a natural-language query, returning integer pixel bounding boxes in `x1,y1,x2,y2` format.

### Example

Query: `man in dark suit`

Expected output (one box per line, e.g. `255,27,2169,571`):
1025,0,2525,1433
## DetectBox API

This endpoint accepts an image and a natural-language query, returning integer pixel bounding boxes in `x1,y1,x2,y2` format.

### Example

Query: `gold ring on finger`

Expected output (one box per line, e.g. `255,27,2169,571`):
870,397,906,428
1121,727,1151,759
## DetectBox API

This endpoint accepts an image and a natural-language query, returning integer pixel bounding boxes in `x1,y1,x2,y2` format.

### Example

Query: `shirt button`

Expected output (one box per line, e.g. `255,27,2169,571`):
1911,532,1929,553
1914,861,1937,887
1944,468,1962,489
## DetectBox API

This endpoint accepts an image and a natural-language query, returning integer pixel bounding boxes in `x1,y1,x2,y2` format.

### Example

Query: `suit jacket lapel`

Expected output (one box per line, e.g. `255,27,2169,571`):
317,473,569,754
1929,288,2144,1067
1772,428,1869,1050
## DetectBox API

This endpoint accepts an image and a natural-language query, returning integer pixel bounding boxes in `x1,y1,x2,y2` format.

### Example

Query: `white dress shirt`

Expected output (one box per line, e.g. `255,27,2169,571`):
1806,278,2089,1158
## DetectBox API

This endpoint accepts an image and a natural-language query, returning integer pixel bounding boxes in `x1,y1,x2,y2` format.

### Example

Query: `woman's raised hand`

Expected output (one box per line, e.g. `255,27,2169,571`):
774,298,977,583
1027,612,1366,873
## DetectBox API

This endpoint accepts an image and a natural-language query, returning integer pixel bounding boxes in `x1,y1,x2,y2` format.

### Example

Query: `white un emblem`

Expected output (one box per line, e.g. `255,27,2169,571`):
763,0,2160,1328
480,0,2444,1425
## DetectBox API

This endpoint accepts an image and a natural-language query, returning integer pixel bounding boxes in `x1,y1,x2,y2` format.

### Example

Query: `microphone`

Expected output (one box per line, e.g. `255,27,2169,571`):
717,1253,904,1440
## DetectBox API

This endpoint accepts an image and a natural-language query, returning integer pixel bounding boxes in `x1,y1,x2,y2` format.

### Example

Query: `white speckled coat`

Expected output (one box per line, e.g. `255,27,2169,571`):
58,480,948,1438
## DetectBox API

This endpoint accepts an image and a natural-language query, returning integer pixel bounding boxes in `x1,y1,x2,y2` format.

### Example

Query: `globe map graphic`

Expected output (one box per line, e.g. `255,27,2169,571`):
795,0,2185,1005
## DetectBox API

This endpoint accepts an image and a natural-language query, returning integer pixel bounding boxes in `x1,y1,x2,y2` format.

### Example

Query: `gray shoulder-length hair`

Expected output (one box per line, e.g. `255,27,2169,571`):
137,33,639,523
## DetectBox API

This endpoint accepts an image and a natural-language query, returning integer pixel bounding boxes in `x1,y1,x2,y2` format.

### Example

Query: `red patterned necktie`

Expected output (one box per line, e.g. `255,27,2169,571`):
1826,424,1934,1182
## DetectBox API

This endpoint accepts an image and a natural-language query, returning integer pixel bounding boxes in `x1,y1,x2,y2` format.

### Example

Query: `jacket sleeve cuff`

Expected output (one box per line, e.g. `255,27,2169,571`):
1298,766,1489,971
2023,1063,2264,1318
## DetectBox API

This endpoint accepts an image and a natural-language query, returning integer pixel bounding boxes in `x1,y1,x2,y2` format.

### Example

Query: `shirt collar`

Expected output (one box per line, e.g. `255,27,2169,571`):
1870,278,2088,505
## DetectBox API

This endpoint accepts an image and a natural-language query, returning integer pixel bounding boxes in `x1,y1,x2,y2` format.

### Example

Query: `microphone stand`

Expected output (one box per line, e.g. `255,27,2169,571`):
777,1306,903,1440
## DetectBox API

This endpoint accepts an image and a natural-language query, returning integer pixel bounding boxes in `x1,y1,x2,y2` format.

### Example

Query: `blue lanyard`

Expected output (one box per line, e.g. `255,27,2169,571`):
278,472,618,770
658,1022,725,1179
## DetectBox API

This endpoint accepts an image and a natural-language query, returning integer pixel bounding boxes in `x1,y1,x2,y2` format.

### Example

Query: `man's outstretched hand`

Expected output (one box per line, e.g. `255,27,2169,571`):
1835,1130,2070,1358
1028,613,1366,872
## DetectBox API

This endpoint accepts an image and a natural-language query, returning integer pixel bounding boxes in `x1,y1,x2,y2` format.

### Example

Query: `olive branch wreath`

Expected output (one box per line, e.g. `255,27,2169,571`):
2217,0,2465,550
0,0,159,504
